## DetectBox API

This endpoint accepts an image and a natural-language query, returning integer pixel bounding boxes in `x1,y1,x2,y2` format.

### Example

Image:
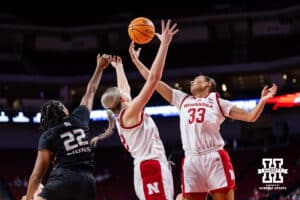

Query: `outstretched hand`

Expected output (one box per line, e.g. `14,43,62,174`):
155,19,179,45
261,83,278,102
129,19,178,62
97,53,113,70
111,55,123,69
129,42,142,62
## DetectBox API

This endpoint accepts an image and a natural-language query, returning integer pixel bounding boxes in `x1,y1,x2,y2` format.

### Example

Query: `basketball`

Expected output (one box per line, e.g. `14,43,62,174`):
128,17,155,45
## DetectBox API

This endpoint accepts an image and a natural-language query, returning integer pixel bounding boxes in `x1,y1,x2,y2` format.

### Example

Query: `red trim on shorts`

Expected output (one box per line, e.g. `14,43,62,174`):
217,150,235,190
179,95,189,109
118,108,144,129
183,192,208,199
215,93,225,117
210,186,235,193
140,160,167,200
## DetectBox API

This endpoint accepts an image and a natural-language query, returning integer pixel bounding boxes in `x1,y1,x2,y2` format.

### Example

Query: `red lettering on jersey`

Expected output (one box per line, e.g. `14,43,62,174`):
184,102,213,108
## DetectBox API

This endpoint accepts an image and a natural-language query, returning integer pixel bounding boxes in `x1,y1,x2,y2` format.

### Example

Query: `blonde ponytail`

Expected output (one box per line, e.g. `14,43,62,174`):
101,87,121,109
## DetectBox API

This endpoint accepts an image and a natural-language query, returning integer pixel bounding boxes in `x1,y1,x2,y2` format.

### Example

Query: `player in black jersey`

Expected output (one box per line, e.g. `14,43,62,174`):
22,53,113,200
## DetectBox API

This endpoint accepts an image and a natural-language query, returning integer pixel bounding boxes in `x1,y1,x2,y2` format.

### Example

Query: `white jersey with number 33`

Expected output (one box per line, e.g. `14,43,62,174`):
171,89,234,154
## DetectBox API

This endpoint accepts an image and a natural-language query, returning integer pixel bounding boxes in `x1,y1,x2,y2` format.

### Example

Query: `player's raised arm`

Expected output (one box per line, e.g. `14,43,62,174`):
123,19,179,125
129,41,174,103
229,84,277,122
80,53,112,111
111,55,131,100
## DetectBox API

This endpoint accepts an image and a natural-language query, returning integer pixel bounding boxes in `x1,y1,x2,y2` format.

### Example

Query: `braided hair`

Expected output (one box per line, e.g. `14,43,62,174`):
91,110,115,147
40,100,67,131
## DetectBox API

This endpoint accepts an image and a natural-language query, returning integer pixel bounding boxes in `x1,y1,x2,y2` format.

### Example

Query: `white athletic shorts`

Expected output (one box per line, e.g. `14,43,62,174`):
182,149,235,196
134,159,174,200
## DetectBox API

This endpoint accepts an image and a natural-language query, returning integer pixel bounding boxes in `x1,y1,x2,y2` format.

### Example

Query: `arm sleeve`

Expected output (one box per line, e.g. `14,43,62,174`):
71,105,90,126
38,132,50,150
171,89,188,109
218,98,235,117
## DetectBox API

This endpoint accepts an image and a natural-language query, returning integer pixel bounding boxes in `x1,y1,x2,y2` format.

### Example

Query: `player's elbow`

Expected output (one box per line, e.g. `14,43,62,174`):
249,119,257,123
246,116,257,123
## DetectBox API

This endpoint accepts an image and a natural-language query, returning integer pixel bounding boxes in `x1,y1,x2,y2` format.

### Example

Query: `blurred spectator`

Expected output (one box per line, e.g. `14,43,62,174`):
0,177,15,200
278,194,285,200
291,187,300,200
233,138,238,151
22,177,28,188
13,176,22,188
249,187,264,200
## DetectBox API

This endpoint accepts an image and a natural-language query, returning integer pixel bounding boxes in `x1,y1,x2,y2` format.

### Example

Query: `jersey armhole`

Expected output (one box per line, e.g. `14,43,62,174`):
118,108,144,129
179,95,189,110
215,93,225,118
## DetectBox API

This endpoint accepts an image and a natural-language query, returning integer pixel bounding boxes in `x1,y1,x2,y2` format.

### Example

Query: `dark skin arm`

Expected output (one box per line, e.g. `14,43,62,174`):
80,54,112,111
24,149,51,200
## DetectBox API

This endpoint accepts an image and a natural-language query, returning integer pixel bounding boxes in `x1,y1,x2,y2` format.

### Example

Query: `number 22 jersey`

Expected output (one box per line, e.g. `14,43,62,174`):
38,105,94,170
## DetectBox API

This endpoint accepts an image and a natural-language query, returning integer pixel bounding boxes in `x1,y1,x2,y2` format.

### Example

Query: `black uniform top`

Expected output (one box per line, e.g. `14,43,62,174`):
38,105,94,170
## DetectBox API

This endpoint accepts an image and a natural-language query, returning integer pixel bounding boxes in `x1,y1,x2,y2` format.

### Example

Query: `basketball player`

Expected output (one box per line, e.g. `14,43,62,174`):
92,19,178,200
129,43,278,199
22,53,113,200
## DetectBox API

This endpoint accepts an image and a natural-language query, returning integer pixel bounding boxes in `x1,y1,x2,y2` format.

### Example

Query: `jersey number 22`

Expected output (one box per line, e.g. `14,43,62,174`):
60,129,89,151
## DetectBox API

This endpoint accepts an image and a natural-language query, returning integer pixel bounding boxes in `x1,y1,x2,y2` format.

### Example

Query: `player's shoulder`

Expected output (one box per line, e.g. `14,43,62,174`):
66,119,80,129
40,125,57,136
207,92,222,101
41,122,70,136
72,105,89,115
70,105,90,122
173,88,188,95
39,127,56,141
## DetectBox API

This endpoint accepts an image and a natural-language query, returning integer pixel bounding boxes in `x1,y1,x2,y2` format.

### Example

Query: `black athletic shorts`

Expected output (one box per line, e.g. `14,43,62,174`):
39,167,96,200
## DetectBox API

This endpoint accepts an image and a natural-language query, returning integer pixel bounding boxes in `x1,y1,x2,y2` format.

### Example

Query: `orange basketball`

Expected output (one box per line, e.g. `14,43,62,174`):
128,17,155,45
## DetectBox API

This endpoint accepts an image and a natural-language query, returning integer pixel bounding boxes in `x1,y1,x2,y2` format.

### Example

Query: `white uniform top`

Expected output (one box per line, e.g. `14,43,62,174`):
116,108,168,166
171,89,234,155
